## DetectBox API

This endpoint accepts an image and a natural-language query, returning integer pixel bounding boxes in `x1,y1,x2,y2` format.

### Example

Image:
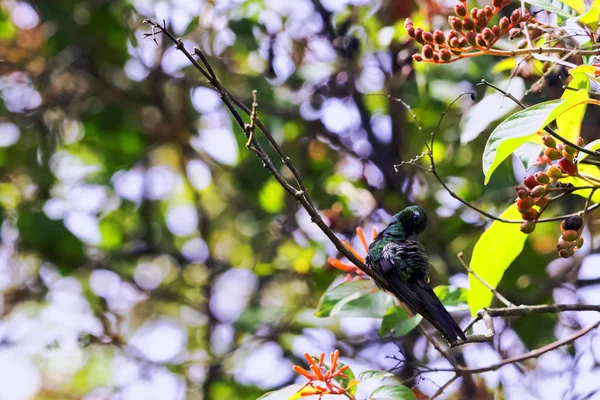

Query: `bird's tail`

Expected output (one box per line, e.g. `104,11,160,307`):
389,278,466,346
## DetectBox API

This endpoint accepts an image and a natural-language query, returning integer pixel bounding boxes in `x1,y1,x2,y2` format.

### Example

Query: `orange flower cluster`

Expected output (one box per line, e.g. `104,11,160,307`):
292,350,351,398
406,0,531,63
327,227,377,281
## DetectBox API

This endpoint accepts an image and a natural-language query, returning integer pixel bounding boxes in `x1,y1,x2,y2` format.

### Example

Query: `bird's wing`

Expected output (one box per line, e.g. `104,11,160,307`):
379,241,466,345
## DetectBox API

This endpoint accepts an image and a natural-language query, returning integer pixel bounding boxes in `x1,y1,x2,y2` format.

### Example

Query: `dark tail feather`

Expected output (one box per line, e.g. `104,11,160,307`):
388,278,466,346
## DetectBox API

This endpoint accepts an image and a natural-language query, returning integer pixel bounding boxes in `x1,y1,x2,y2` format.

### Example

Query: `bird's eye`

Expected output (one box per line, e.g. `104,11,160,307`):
412,211,420,222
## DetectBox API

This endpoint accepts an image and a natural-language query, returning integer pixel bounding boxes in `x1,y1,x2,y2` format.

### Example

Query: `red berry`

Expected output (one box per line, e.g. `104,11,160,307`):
440,49,452,62
511,9,522,23
523,175,537,189
455,3,467,17
522,209,539,221
558,158,577,175
463,17,475,31
517,189,529,199
423,45,434,59
423,31,434,43
499,16,510,30
517,197,534,210
412,54,423,62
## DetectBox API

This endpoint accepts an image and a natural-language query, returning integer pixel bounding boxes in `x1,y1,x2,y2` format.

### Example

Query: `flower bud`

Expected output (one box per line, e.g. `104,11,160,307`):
449,16,463,31
465,31,477,45
455,3,467,17
577,137,585,146
422,44,434,59
415,28,424,44
470,7,479,19
511,9,522,24
406,26,416,38
476,34,487,47
440,49,452,62
492,25,500,37
463,18,475,31
484,6,493,17
562,150,574,162
412,54,423,62
457,37,467,47
431,52,440,62
499,16,510,30
449,37,459,48
482,27,494,41
492,0,503,8
423,31,434,43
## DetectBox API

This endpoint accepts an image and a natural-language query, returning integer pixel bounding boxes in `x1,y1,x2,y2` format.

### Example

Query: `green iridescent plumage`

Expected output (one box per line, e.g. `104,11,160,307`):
366,206,466,346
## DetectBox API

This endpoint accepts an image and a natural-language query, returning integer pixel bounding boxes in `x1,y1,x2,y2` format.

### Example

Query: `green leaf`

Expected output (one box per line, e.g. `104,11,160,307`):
560,0,585,14
468,204,527,316
557,87,588,143
577,138,600,162
483,99,564,184
358,370,395,381
513,142,543,171
573,6,599,30
379,306,423,337
183,17,200,37
259,178,285,214
523,0,579,19
370,385,417,400
335,362,356,395
434,285,468,309
315,280,393,318
257,384,304,400
562,164,600,203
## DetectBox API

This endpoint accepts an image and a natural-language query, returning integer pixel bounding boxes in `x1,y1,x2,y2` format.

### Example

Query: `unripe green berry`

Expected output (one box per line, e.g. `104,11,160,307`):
547,165,562,180
531,185,546,198
564,145,577,155
542,135,556,148
544,147,561,160
520,221,536,234
535,172,550,185
562,230,579,242
562,150,574,162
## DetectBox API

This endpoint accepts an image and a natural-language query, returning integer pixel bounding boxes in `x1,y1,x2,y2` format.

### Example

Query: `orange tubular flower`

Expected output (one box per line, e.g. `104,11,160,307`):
292,350,351,399
327,227,378,281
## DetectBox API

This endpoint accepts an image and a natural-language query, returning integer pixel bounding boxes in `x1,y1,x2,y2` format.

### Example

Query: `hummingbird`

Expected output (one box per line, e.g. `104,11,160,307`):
365,205,466,346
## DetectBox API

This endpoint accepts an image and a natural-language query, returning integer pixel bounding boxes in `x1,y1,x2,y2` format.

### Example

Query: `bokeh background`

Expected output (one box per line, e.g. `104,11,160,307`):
1,0,600,399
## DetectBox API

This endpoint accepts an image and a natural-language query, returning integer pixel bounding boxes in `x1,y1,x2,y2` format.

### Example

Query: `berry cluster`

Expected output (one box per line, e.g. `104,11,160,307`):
557,216,584,258
405,0,531,63
516,134,588,258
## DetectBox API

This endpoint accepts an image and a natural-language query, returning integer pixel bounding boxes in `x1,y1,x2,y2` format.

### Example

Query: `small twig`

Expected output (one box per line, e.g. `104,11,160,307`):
429,373,459,399
458,252,515,308
246,90,258,148
462,310,495,344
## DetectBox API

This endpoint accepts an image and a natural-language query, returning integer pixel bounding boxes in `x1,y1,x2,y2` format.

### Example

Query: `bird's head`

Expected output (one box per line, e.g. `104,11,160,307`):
386,205,428,241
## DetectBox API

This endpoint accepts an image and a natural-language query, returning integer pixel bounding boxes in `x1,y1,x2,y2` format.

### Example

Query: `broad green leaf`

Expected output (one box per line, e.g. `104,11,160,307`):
257,384,304,400
315,280,393,318
523,0,579,19
562,164,600,203
379,306,423,337
358,370,395,381
370,385,417,400
434,285,468,309
483,92,591,184
577,139,600,162
259,178,285,214
573,6,599,30
557,87,588,143
483,100,563,184
492,58,517,74
335,362,356,395
513,142,543,171
468,204,527,316
183,17,200,36
570,65,600,87
460,78,525,144
560,0,585,13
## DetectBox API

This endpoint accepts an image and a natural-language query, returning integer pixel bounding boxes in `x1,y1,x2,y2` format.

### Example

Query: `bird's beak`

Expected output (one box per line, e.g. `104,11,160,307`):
411,233,418,241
